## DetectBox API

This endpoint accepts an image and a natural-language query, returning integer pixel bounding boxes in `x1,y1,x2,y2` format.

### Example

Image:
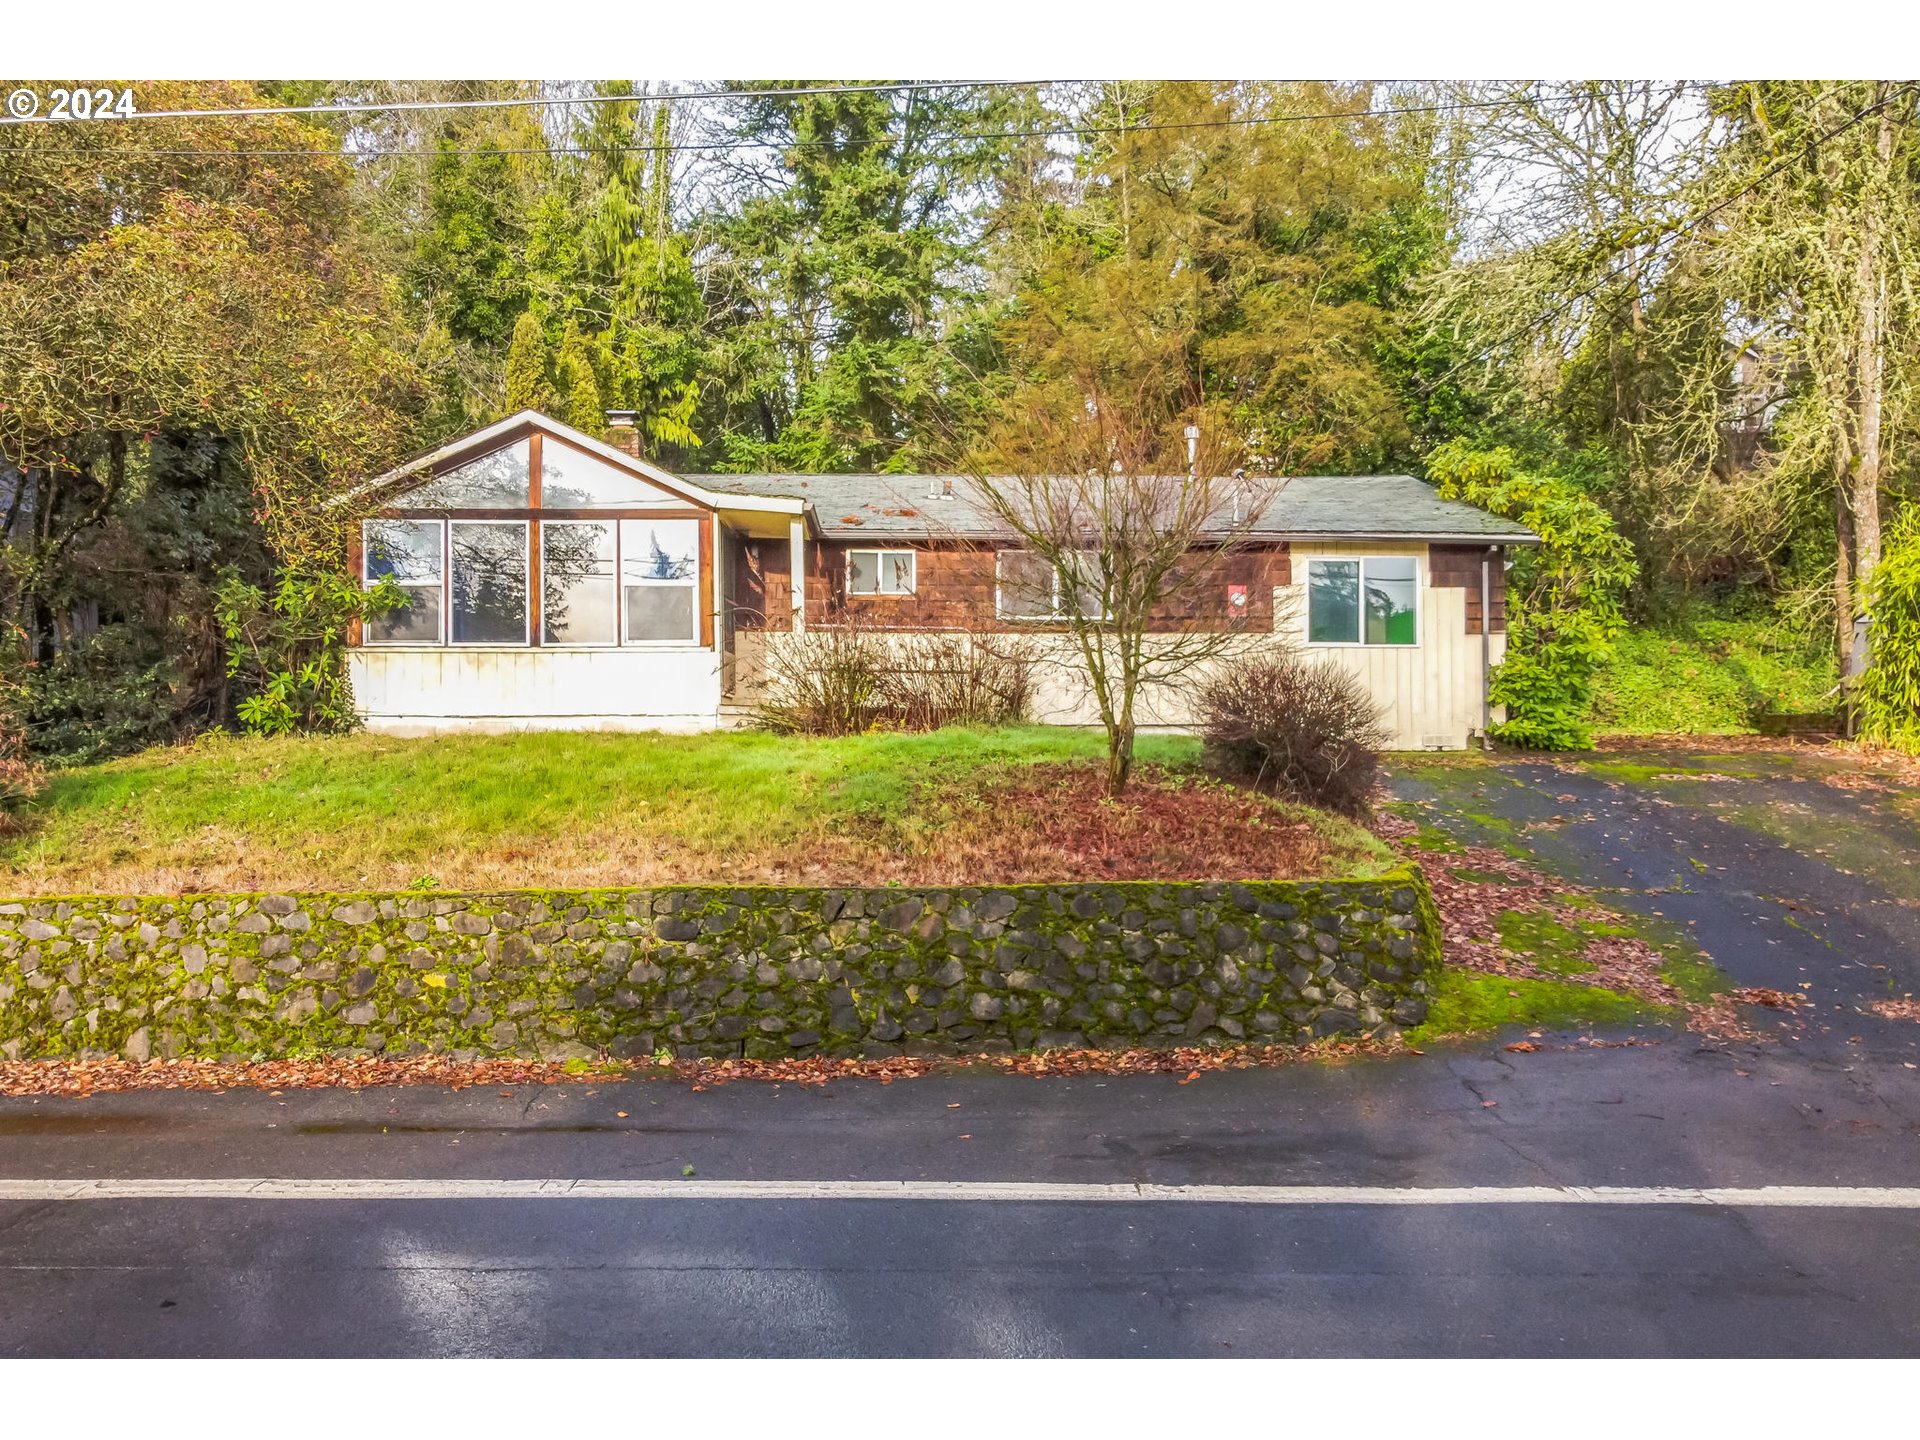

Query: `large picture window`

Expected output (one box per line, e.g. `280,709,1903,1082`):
450,521,529,644
996,550,1104,621
620,518,700,644
848,549,916,596
1307,556,1418,646
363,520,445,645
541,521,616,645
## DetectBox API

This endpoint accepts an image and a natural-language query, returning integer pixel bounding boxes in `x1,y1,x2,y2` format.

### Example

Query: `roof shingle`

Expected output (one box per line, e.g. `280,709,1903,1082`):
689,472,1537,543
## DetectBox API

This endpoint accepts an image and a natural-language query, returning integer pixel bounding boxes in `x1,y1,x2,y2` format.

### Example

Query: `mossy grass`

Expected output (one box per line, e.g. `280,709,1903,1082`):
1407,968,1674,1041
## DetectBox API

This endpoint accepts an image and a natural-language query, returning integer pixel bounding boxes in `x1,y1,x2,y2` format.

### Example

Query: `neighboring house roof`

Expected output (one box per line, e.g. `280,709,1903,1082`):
687,471,1539,544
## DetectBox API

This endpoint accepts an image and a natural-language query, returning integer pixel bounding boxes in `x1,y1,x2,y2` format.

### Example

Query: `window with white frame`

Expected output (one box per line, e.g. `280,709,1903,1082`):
363,520,445,645
450,521,530,644
847,549,916,596
620,518,700,644
1306,556,1418,646
996,549,1104,621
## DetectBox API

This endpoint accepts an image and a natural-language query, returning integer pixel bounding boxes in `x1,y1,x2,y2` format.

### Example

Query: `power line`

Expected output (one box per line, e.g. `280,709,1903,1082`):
0,79,1048,127
1426,81,1919,392
2,87,1599,162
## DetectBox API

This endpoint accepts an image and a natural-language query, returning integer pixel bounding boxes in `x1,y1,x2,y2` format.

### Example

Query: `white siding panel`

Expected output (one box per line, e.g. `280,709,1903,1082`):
1281,541,1487,748
351,647,724,734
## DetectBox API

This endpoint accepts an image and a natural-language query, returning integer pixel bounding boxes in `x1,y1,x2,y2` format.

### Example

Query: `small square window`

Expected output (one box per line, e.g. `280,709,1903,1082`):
848,549,916,595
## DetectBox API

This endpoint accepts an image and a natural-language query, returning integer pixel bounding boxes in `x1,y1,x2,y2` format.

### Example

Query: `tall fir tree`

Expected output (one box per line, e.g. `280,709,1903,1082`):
555,320,606,434
504,309,556,414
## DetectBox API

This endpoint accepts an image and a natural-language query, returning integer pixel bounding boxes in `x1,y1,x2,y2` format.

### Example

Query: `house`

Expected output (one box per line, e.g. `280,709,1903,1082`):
346,409,1538,748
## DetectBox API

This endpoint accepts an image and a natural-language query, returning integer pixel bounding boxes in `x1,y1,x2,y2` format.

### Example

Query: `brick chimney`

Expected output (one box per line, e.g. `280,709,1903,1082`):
604,410,641,459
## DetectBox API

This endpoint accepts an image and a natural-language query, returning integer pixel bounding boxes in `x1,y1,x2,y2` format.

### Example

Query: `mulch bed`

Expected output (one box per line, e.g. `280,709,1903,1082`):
929,762,1329,882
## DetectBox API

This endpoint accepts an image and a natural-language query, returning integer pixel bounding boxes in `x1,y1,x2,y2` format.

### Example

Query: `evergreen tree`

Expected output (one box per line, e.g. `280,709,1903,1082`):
504,310,556,414
407,138,528,348
556,320,606,434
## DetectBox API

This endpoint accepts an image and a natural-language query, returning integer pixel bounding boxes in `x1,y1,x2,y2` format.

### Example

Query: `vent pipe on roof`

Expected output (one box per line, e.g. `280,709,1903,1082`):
604,410,641,459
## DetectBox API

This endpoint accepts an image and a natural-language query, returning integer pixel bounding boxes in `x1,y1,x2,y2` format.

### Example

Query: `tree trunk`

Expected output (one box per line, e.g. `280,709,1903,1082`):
1834,475,1857,671
1852,89,1893,598
1104,719,1134,798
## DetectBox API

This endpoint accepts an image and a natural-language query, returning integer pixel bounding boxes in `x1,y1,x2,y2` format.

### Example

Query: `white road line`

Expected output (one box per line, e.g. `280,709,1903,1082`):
1,1179,1919,1207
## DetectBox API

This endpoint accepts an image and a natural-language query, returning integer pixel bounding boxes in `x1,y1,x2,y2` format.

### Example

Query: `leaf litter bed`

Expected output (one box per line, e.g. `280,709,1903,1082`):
0,1037,1407,1099
904,763,1346,882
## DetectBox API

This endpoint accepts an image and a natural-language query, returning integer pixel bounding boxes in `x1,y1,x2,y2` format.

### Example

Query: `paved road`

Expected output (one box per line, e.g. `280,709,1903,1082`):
3,1036,1919,1356
4,746,1917,1357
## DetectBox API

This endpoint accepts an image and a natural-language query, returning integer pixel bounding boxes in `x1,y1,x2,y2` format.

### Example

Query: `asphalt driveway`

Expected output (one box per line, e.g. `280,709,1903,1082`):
1385,742,1920,1061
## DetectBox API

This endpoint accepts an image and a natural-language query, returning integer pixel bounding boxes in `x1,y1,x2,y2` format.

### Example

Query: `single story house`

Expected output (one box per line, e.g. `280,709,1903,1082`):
346,410,1538,748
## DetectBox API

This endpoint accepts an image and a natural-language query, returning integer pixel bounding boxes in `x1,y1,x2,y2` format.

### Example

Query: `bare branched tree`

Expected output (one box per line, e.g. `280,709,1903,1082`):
961,367,1277,797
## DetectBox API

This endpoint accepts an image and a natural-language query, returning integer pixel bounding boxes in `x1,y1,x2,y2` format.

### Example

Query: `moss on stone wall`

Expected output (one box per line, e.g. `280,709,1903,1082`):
0,868,1442,1062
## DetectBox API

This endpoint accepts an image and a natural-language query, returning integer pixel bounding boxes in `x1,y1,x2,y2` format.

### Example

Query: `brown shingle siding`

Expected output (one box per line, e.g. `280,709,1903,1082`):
1429,544,1508,634
751,540,1293,632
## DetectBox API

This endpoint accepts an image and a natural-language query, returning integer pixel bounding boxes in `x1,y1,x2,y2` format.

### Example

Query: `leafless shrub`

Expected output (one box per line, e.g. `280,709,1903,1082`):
753,623,890,736
1195,652,1389,815
754,615,1035,735
883,630,1036,729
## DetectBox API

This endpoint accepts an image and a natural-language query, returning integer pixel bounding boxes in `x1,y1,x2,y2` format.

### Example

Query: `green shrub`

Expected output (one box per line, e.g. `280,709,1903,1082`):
1859,511,1920,751
22,627,179,765
1428,442,1638,750
214,569,407,737
1591,602,1837,734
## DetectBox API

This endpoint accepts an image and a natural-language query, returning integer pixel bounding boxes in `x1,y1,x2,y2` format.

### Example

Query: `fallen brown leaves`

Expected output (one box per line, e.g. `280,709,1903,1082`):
1869,998,1920,1023
1734,987,1812,1011
0,1054,623,1100
1407,837,1759,1041
918,764,1329,882
0,1036,1410,1098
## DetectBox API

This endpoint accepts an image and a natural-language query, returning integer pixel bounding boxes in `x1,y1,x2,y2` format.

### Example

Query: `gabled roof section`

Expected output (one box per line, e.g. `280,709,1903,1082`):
688,471,1539,544
342,412,806,518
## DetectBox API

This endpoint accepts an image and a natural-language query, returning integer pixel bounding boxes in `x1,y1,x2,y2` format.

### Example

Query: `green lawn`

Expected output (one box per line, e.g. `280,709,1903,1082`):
0,726,1390,897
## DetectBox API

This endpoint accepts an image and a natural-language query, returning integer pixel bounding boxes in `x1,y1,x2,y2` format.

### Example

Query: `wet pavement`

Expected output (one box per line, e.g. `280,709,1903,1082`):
1387,744,1920,1063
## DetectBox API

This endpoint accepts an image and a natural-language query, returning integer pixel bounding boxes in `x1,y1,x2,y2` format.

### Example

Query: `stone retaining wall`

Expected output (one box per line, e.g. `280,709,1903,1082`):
0,870,1441,1062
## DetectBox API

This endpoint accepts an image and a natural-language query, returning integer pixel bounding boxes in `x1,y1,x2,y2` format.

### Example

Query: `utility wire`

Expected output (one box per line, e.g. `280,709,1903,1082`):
0,79,1047,126
3,87,1602,161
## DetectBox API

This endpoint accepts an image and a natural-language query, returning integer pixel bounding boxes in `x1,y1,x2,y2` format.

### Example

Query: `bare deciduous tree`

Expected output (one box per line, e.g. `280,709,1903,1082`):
962,369,1277,797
